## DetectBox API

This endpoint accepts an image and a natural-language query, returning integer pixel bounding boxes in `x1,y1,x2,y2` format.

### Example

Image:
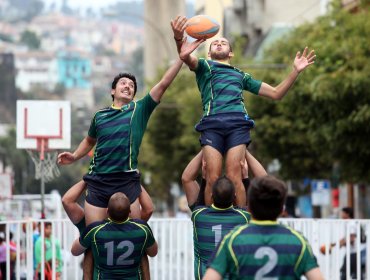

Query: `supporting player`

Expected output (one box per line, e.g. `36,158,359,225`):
171,16,316,207
203,175,324,280
181,150,267,208
190,176,250,279
71,192,158,279
62,180,154,279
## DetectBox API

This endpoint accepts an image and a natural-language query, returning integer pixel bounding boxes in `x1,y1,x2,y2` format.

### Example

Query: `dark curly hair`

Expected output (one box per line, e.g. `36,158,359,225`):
111,73,137,101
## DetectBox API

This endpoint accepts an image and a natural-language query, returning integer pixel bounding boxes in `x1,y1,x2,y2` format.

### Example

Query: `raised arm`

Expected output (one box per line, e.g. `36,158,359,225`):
171,15,203,70
181,151,203,206
71,238,86,256
245,150,267,177
149,59,183,102
139,186,154,222
62,180,86,224
258,47,316,100
57,136,96,165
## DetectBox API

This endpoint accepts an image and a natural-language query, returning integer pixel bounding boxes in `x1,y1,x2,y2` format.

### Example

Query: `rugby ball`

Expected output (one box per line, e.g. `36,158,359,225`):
185,15,220,40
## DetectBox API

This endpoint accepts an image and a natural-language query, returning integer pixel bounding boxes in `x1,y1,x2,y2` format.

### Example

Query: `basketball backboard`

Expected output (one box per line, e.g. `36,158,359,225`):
16,100,71,150
0,173,12,199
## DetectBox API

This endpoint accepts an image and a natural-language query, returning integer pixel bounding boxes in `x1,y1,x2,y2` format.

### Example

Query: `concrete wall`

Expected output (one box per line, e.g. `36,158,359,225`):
144,0,185,80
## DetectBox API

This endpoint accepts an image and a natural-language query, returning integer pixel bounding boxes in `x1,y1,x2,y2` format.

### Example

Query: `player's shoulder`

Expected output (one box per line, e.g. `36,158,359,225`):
192,205,208,212
134,93,158,107
226,224,250,243
81,220,107,238
128,218,152,229
231,207,251,219
92,107,113,118
129,218,148,225
96,106,112,114
191,205,208,221
281,223,310,245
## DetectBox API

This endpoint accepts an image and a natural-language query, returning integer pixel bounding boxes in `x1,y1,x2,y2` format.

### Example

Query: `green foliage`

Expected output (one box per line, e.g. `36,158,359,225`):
139,68,201,200
20,30,41,50
0,128,30,193
249,6,370,182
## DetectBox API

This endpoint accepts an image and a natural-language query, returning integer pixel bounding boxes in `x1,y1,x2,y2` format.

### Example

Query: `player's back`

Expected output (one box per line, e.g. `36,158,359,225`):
192,205,250,277
227,221,316,279
82,218,154,280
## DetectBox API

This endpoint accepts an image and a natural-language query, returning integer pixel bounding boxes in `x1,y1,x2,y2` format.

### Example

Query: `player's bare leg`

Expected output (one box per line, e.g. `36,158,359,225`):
225,144,247,207
85,201,108,225
83,202,108,280
203,146,223,205
83,250,93,280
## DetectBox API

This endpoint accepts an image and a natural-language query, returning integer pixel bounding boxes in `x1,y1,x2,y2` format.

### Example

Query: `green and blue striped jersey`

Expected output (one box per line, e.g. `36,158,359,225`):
87,93,157,174
80,218,155,280
191,204,251,280
194,59,262,117
209,220,318,280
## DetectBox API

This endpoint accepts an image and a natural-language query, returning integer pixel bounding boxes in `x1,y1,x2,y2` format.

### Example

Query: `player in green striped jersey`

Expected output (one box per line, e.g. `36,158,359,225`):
203,176,324,280
71,192,158,280
172,16,316,208
182,150,267,279
191,176,251,279
57,55,192,223
62,181,154,279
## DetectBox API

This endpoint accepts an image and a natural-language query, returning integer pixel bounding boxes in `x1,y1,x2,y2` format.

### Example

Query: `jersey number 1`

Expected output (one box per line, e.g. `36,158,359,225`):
211,225,222,247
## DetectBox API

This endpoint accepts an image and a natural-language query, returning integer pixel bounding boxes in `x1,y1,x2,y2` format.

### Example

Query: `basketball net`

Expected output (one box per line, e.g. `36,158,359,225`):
27,138,60,183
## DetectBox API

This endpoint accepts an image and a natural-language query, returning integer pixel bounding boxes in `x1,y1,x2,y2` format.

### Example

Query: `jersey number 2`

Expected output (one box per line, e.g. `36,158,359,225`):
104,241,135,266
254,247,278,280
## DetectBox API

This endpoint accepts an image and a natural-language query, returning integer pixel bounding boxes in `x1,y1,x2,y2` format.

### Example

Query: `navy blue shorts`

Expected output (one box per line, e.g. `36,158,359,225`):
195,113,255,155
83,172,141,208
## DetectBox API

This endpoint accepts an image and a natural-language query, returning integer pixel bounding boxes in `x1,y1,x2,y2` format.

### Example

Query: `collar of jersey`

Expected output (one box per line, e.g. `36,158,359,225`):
108,217,130,224
211,204,233,210
211,59,230,66
251,220,278,226
111,103,131,110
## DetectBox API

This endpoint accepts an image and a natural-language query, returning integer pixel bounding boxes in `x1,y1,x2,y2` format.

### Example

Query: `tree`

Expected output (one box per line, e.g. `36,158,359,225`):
247,3,370,182
20,30,41,50
139,67,202,203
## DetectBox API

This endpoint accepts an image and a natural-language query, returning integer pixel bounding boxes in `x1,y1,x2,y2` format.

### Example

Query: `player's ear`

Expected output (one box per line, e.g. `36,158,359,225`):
110,89,115,97
228,51,234,59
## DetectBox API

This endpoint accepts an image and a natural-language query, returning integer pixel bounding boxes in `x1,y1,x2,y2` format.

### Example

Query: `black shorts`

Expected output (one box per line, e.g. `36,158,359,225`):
83,172,141,208
195,113,255,155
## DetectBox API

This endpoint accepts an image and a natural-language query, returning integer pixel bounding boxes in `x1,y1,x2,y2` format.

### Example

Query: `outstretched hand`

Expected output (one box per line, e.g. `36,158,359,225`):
294,47,316,73
171,15,187,41
179,38,205,61
57,152,75,165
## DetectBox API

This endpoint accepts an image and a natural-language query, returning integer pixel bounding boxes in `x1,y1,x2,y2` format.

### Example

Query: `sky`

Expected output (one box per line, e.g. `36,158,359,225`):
42,0,194,10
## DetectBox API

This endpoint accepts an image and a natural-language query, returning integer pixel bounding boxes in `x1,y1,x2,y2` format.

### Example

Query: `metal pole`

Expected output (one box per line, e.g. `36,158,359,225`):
40,138,45,219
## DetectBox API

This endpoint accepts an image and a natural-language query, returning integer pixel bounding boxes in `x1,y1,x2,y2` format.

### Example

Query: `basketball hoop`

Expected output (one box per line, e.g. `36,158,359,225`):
17,100,71,218
27,138,60,183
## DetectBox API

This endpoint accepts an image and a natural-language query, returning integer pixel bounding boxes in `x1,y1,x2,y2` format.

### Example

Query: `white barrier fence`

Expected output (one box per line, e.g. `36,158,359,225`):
0,218,369,280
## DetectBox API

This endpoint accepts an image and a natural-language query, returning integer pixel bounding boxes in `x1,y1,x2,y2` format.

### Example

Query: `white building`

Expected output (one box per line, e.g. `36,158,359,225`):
15,51,59,92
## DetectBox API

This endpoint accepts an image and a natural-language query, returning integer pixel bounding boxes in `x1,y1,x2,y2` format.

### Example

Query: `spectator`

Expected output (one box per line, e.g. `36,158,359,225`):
339,207,366,280
34,223,62,280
